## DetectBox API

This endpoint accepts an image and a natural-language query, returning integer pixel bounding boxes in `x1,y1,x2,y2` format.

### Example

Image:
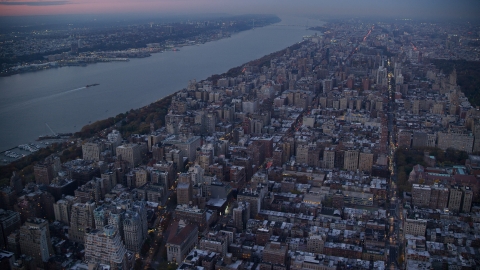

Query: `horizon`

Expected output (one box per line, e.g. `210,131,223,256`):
0,0,479,22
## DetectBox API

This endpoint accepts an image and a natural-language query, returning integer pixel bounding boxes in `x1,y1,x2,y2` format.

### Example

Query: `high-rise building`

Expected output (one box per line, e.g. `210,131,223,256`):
82,142,104,161
84,225,128,270
7,172,21,201
199,232,228,256
162,135,201,162
0,210,21,249
69,201,96,243
232,201,250,231
323,148,335,169
75,180,102,204
448,186,463,212
429,185,449,210
122,201,148,253
237,187,264,218
177,182,192,206
116,143,143,167
7,230,20,256
262,242,288,266
134,183,164,203
232,207,243,232
255,228,272,246
362,78,370,91
123,210,146,253
358,152,374,172
166,221,198,263
14,190,55,222
53,195,76,224
229,166,246,186
332,190,344,209
323,79,332,92
174,205,211,232
307,235,325,254
33,155,61,186
296,144,309,165
0,187,17,212
412,184,431,208
34,164,54,186
205,112,217,134
404,218,427,237
106,130,123,155
93,205,124,238
343,150,359,171
93,200,147,253
197,153,213,170
462,186,473,213
376,66,387,86
134,168,148,188
148,132,163,152
437,130,474,153
19,218,54,269
101,172,117,194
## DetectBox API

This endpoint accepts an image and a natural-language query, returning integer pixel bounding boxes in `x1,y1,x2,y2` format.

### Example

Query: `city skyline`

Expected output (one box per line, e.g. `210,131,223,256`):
1,2,480,268
1,0,479,21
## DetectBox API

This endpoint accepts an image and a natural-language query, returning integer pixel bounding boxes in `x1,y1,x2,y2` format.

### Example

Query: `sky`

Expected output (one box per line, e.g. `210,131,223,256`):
0,0,479,21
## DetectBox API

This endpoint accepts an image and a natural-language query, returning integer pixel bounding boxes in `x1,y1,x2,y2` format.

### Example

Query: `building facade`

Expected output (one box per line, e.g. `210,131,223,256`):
84,225,128,270
69,201,96,243
19,218,53,269
166,222,198,263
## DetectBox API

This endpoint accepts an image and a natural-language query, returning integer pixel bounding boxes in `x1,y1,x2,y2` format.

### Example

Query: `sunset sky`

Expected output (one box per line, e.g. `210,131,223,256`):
0,0,479,20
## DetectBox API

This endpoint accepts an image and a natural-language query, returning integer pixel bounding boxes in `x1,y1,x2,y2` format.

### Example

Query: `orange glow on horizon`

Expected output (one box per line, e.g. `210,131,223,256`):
0,1,183,16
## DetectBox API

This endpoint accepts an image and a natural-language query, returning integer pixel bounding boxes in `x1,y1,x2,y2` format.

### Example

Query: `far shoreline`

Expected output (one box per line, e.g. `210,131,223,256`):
0,15,323,155
0,14,282,78
0,39,307,173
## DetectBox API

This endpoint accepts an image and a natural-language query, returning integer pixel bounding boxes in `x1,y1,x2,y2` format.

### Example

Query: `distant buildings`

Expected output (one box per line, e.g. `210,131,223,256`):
5,17,480,270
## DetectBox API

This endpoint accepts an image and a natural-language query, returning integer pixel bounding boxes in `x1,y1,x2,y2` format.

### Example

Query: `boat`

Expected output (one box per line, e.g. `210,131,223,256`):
86,83,100,88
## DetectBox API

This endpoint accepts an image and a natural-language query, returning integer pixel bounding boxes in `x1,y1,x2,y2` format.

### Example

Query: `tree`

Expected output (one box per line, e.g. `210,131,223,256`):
0,178,9,188
134,258,143,270
157,262,177,270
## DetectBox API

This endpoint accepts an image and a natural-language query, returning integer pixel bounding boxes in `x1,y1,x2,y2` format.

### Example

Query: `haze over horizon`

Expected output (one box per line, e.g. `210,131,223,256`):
0,0,479,21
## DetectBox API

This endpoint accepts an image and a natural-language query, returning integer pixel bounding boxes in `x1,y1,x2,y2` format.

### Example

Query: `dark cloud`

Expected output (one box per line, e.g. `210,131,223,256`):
0,0,69,6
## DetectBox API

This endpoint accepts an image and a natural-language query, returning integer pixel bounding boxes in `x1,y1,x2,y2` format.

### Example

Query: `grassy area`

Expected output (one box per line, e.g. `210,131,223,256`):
430,59,480,107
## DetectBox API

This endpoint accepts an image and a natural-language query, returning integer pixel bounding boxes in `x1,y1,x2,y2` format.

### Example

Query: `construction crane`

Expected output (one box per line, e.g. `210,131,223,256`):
45,123,57,137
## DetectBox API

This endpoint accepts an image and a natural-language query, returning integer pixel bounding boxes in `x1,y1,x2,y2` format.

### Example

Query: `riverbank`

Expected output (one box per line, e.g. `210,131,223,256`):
0,30,235,77
0,16,319,153
0,15,280,78
0,39,307,180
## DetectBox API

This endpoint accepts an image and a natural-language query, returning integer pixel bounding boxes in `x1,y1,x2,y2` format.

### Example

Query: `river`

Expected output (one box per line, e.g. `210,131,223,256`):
0,16,322,152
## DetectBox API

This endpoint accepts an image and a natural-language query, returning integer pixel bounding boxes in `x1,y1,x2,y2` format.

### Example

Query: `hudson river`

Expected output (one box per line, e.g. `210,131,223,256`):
0,16,321,152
